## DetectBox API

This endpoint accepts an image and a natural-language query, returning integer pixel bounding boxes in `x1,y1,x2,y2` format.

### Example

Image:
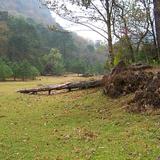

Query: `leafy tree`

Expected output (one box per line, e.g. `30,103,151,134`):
30,66,40,80
43,48,65,75
11,62,20,80
7,17,40,61
70,59,86,74
0,21,9,57
18,60,39,80
0,59,13,81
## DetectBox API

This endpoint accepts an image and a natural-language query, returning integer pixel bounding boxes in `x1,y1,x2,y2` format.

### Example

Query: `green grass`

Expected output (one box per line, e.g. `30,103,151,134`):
0,76,159,160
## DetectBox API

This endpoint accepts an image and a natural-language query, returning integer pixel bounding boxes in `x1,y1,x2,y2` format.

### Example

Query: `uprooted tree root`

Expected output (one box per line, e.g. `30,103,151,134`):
127,72,160,113
103,61,160,113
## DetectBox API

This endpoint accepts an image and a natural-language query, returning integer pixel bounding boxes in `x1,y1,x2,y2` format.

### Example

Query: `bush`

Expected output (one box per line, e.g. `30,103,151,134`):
30,66,40,79
17,60,39,80
114,51,122,66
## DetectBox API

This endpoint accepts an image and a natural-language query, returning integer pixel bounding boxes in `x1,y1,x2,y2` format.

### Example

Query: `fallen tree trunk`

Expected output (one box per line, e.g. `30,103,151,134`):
17,80,102,95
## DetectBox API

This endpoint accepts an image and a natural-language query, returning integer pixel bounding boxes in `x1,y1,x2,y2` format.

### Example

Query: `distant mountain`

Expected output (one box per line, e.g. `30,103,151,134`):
0,0,55,25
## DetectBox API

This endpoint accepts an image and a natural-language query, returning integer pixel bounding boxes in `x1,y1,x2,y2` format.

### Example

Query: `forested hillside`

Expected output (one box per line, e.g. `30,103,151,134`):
0,0,55,25
0,12,105,80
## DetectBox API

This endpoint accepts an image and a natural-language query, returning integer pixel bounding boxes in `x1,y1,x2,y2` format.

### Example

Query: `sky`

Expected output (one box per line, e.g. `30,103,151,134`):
51,11,104,42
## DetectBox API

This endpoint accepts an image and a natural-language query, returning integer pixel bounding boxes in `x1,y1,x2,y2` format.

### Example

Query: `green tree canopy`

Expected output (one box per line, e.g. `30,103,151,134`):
17,60,39,80
43,48,65,75
0,59,13,81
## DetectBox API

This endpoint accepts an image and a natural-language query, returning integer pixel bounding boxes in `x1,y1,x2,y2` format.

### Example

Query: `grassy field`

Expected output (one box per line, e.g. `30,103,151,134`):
0,76,159,160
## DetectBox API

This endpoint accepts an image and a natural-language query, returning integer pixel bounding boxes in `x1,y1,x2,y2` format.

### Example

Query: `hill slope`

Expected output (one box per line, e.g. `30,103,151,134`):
0,0,55,24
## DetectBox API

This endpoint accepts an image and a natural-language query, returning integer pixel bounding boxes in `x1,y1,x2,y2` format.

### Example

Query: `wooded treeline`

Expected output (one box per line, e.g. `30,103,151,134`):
0,13,106,80
1,0,160,81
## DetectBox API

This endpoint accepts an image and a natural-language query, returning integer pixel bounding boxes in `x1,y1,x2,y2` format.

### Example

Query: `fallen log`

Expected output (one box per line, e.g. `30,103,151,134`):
17,83,71,95
17,80,102,95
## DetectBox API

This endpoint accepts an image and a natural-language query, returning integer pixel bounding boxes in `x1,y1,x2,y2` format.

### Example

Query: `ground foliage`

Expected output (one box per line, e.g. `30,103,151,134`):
0,76,159,159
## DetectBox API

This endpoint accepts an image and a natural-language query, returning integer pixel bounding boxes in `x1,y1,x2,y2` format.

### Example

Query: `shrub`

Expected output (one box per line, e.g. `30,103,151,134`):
17,60,39,80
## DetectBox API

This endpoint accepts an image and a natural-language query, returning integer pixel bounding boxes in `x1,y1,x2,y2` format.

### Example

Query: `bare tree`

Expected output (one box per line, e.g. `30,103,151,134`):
140,0,159,59
40,0,158,63
113,0,150,62
143,0,157,48
39,0,115,64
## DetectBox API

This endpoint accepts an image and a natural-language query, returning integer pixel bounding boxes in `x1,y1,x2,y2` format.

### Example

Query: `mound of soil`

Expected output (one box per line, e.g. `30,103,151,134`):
103,61,159,112
127,72,160,112
103,70,154,98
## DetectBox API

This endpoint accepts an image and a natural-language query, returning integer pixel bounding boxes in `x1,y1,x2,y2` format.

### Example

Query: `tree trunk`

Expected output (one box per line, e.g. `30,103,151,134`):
106,0,114,65
150,17,157,49
126,36,135,62
153,0,160,59
108,26,114,65
17,80,102,95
